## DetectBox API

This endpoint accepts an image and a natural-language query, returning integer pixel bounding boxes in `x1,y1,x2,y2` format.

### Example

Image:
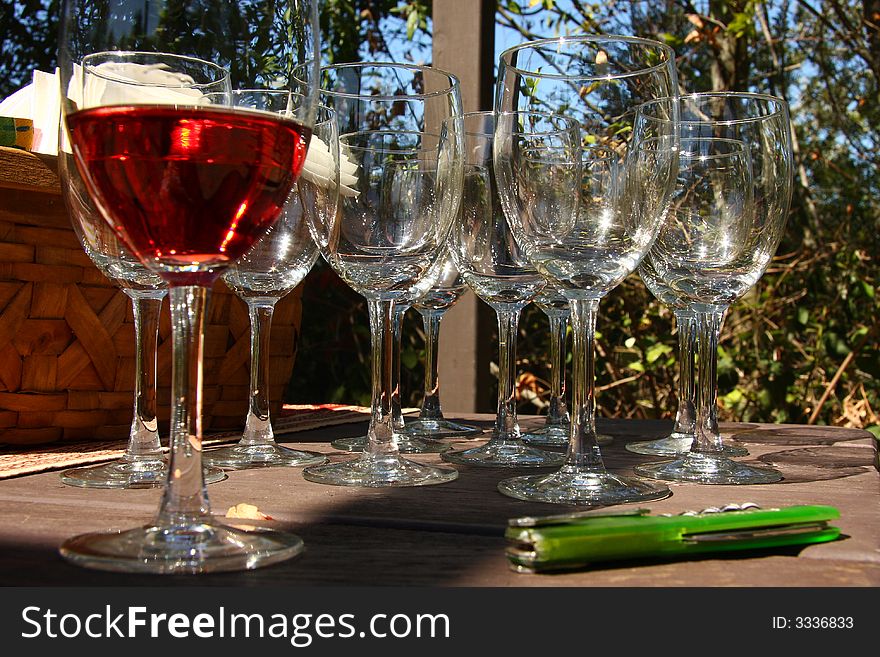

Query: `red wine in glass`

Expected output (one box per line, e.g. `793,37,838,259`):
67,105,311,286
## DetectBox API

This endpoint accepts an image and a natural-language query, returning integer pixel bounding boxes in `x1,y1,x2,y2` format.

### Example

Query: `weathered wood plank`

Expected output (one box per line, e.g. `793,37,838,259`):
0,415,880,587
0,417,876,585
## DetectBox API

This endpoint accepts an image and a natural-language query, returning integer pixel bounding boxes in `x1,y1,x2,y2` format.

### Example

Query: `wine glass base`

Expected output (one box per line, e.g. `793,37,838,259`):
331,434,450,454
59,520,304,574
59,459,227,489
498,465,672,506
302,452,458,488
203,443,327,470
626,433,748,457
402,418,483,439
634,453,782,485
521,425,613,448
441,438,565,468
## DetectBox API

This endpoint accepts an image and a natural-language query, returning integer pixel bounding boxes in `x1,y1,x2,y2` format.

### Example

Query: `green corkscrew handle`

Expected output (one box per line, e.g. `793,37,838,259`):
506,505,841,573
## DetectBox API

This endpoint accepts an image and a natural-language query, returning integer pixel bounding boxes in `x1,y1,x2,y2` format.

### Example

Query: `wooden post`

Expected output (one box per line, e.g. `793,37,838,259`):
432,0,496,412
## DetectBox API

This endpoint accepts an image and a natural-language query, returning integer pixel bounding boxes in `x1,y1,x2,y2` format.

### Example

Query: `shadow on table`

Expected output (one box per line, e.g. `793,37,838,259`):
0,520,508,587
0,416,868,586
522,538,851,578
751,446,876,484
732,425,872,446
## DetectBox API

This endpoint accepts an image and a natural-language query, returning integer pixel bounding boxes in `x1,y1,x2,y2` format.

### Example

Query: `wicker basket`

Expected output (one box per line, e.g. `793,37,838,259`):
0,146,302,445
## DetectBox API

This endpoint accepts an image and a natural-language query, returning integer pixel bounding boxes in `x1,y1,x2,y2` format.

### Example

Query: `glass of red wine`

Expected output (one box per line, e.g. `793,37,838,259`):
56,0,321,574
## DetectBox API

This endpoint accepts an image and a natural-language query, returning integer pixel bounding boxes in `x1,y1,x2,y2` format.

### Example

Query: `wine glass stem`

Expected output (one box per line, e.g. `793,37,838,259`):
546,311,570,425
366,297,399,455
673,308,697,435
494,306,522,441
123,290,165,461
391,304,408,431
565,298,604,468
156,285,211,527
418,308,446,421
692,307,728,454
242,299,277,446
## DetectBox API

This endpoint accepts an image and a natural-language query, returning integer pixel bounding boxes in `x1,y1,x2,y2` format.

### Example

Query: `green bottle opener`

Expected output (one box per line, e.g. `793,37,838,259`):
506,503,841,573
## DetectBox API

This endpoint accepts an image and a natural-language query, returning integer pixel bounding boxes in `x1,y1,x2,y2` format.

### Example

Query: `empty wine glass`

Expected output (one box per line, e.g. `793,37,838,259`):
520,290,571,447
203,92,336,470
57,0,321,573
441,111,564,469
405,251,483,439
383,265,463,451
301,63,463,487
58,146,227,488
625,259,747,457
330,302,452,453
330,259,451,454
324,159,453,455
311,64,458,456
634,93,793,485
522,290,614,448
494,37,678,505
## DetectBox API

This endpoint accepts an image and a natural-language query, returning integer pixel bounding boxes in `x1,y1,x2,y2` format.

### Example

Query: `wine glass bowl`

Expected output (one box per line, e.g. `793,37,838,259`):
414,255,469,313
323,132,447,295
56,0,321,573
649,138,756,301
68,89,308,286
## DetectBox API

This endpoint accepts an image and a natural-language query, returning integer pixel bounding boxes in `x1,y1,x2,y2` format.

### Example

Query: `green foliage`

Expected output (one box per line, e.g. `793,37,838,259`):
390,1,429,40
726,2,758,39
0,0,60,99
320,0,432,65
497,0,879,433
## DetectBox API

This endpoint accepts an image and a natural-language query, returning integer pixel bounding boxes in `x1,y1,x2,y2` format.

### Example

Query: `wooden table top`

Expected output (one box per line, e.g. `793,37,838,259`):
0,415,877,586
